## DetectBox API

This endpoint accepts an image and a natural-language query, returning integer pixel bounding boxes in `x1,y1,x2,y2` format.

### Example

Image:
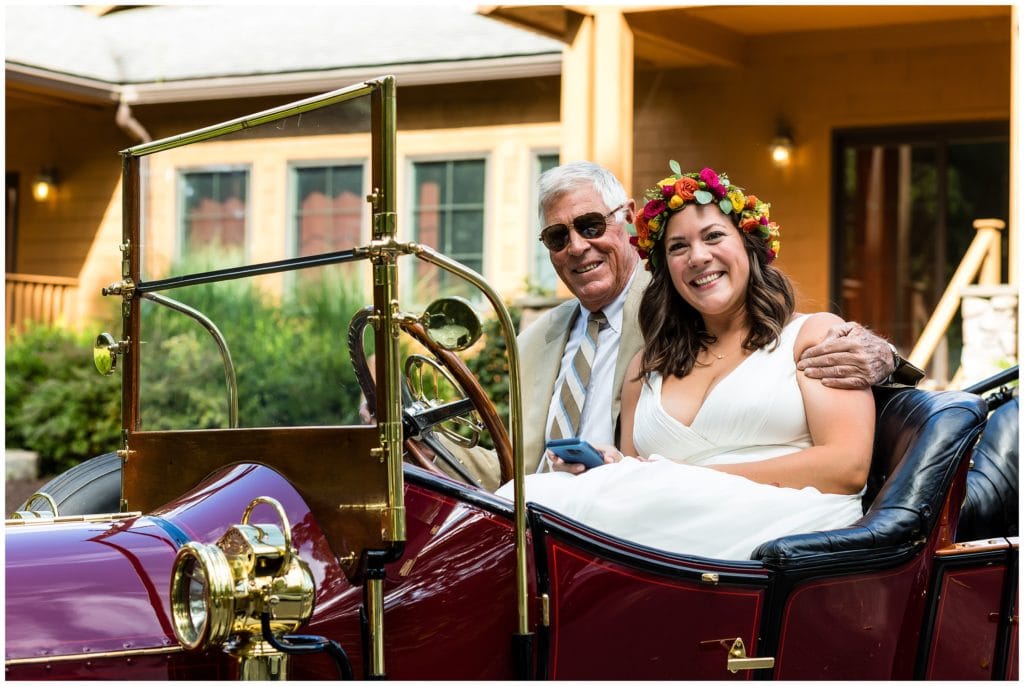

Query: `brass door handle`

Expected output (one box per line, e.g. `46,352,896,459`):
727,637,775,673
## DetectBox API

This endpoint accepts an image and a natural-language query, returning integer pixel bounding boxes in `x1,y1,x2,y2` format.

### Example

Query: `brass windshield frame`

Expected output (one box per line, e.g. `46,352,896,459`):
116,77,403,577
111,75,530,670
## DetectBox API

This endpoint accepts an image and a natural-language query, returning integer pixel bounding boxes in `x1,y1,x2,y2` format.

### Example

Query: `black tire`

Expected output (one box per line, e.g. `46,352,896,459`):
26,452,123,516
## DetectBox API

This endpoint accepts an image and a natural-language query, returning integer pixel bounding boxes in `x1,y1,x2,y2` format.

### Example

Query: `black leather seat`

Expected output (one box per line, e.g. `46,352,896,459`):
956,395,1019,542
752,386,988,570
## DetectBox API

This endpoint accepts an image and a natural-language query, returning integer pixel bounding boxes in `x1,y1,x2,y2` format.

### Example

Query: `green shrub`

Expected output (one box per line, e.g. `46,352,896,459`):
6,263,372,475
5,262,530,475
138,267,369,430
5,324,121,475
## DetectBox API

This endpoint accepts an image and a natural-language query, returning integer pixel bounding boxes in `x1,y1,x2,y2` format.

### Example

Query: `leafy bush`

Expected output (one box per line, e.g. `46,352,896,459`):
5,324,121,475
6,263,372,475
5,260,530,475
138,266,370,430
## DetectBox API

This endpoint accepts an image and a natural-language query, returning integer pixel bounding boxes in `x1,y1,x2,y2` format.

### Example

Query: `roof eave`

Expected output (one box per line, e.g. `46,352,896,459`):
7,53,562,106
6,62,120,104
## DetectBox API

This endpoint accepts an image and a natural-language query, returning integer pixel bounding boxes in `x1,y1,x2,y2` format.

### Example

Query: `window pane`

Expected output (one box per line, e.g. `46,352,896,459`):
450,209,483,258
412,159,485,303
452,159,485,205
297,167,328,200
415,162,446,207
295,163,363,256
183,170,248,258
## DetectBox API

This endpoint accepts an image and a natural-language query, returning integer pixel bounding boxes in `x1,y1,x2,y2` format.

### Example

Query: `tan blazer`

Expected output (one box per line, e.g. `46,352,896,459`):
517,267,650,473
436,267,650,489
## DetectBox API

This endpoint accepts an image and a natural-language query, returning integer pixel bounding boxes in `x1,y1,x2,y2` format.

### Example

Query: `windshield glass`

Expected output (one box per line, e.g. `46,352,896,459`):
130,89,375,429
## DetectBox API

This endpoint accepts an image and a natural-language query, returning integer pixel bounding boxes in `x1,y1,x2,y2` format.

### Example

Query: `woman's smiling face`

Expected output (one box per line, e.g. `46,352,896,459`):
663,203,750,321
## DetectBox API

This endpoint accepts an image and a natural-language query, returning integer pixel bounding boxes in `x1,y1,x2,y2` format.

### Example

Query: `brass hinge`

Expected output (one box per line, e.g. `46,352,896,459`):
120,240,132,278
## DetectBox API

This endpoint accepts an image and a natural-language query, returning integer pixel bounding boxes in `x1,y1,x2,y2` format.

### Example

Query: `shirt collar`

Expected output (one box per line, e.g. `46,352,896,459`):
579,264,638,335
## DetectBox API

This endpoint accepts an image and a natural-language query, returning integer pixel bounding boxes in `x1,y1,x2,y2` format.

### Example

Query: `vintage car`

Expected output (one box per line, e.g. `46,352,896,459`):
5,77,1019,680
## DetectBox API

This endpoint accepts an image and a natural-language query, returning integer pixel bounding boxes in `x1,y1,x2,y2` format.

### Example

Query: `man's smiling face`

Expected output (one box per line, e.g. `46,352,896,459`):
544,185,637,312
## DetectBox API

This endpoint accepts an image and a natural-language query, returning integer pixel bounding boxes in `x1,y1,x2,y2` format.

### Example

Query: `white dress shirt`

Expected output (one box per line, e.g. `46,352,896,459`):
540,269,638,470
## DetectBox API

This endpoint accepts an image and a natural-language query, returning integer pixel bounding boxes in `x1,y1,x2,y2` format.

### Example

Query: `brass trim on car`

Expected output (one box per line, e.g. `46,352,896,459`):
5,645,184,666
6,511,141,526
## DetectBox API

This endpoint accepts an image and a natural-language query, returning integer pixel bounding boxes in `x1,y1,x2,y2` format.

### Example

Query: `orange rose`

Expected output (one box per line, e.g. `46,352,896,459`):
740,217,760,233
674,176,700,201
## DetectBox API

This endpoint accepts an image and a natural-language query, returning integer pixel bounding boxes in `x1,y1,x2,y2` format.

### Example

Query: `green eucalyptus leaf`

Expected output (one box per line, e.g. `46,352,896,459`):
720,198,733,214
669,159,682,176
694,189,713,204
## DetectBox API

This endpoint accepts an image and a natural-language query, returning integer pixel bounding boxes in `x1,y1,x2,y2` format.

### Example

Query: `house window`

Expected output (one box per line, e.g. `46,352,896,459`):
411,159,485,300
181,169,248,257
529,152,560,294
293,163,364,256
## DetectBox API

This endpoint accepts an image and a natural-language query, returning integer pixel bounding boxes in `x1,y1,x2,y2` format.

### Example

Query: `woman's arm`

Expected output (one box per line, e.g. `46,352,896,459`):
708,313,874,495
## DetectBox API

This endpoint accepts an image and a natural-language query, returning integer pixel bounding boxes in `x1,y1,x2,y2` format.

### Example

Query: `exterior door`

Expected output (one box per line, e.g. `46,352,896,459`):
831,122,1009,383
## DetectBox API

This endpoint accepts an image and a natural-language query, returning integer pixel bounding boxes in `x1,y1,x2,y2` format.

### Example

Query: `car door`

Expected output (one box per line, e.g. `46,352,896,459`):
531,506,772,680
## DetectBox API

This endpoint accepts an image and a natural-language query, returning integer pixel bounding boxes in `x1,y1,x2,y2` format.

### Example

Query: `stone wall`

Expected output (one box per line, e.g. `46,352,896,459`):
960,285,1018,385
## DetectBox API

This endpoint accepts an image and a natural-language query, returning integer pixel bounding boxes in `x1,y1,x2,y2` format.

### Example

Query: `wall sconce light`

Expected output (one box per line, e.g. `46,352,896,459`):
32,170,56,201
32,169,58,202
769,127,794,167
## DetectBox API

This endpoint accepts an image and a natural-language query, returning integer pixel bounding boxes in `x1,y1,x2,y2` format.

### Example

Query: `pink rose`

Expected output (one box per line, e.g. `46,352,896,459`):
643,199,666,219
699,168,725,197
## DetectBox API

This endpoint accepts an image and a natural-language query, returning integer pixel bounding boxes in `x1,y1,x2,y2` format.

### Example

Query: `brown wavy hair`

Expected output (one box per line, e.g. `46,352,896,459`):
638,216,795,381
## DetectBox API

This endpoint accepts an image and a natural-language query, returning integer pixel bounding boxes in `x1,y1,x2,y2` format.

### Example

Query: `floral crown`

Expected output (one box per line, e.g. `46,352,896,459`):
631,161,781,268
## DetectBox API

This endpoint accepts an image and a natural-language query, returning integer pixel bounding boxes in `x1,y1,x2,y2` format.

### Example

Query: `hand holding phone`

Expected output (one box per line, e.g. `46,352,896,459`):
545,438,606,469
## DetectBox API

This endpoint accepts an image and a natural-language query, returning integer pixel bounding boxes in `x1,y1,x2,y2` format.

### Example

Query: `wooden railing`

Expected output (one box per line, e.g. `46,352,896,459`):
5,273,79,337
908,218,1007,381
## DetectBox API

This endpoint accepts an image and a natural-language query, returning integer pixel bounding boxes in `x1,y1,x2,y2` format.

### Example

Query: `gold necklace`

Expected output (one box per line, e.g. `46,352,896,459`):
701,346,728,361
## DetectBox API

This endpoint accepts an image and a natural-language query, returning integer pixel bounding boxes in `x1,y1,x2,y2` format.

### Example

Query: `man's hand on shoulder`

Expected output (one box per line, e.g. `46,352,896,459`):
797,321,893,389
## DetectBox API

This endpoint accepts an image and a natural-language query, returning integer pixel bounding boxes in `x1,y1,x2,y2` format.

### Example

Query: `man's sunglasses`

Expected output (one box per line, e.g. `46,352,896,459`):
538,203,626,252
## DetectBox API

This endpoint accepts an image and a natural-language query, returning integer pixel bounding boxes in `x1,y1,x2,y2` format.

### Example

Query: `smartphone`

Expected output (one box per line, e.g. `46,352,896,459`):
545,437,606,469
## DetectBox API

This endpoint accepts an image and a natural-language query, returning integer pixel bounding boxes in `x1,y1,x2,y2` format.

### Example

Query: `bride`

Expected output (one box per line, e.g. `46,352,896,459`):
497,164,874,560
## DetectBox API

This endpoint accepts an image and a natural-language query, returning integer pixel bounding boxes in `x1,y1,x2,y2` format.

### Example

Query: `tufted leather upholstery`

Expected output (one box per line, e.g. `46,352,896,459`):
752,386,988,569
956,396,1018,542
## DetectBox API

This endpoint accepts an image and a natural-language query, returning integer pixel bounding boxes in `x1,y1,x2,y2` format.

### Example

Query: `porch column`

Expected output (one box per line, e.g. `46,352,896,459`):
560,7,634,194
1011,3,1019,284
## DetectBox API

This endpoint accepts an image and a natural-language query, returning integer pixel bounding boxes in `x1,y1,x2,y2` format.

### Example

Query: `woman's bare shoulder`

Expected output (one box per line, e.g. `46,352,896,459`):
793,311,846,354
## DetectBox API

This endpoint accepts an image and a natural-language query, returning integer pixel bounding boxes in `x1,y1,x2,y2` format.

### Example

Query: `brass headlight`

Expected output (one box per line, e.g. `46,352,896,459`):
170,541,235,649
169,497,315,652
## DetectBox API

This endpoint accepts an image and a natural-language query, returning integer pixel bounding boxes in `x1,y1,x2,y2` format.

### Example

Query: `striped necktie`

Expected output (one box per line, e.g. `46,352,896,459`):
550,310,607,440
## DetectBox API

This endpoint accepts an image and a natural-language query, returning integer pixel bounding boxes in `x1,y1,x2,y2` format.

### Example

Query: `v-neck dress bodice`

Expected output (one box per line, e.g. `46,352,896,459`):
496,315,865,561
633,315,812,467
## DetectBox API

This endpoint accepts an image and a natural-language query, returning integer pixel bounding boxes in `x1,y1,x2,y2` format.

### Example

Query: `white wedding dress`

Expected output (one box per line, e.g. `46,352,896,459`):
496,315,865,560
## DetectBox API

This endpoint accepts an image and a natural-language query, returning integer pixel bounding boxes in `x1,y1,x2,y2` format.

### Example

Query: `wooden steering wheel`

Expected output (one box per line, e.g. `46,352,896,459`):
398,319,513,486
348,308,513,486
